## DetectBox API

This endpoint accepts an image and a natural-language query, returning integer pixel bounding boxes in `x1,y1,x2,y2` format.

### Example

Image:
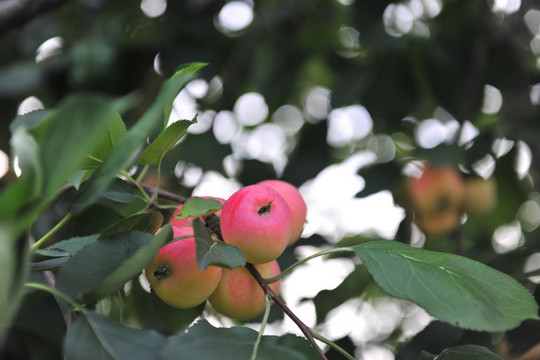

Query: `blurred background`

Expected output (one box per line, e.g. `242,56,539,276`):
2,0,540,359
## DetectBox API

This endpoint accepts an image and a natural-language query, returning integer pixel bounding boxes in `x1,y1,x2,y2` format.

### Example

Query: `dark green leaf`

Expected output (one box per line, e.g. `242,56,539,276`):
79,111,127,169
355,241,539,332
56,227,172,302
31,257,71,271
435,345,503,360
192,219,245,270
36,234,99,258
163,63,207,127
64,312,167,360
32,95,118,198
101,212,163,238
72,63,206,215
175,197,223,219
100,179,138,203
139,118,197,166
151,290,205,334
161,320,318,360
10,126,43,199
92,225,172,301
10,109,54,133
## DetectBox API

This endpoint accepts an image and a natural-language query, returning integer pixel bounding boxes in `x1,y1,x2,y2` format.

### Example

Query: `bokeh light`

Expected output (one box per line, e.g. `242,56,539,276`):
492,221,524,253
17,96,44,115
481,84,503,115
303,86,331,122
140,0,167,18
213,110,241,144
234,92,268,126
326,105,373,147
36,36,63,63
0,150,9,180
216,1,254,35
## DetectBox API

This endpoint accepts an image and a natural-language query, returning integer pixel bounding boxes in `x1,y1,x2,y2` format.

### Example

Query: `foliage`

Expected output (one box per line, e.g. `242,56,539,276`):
1,1,540,359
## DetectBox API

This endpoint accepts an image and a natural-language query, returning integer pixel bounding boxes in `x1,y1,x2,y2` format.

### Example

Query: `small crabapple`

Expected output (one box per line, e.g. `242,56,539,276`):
220,184,293,264
145,226,222,309
208,260,281,321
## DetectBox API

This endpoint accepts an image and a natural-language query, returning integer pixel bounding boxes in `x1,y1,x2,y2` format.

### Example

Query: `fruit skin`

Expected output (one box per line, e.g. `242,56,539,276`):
462,177,497,215
220,184,293,264
169,196,226,228
258,179,307,246
145,226,222,309
209,260,281,321
407,165,465,237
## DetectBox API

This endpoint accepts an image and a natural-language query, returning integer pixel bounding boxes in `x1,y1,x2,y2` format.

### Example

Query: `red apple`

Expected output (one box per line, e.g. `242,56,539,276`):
145,226,222,309
407,165,465,237
209,260,281,321
220,184,293,264
258,179,307,246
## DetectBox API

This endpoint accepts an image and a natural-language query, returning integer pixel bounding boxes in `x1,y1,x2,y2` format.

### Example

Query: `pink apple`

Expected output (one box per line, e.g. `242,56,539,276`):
209,260,281,321
258,179,307,245
145,226,222,309
169,196,226,228
220,184,293,264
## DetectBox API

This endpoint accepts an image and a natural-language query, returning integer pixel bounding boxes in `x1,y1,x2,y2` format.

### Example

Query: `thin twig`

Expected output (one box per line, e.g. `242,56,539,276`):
245,263,328,360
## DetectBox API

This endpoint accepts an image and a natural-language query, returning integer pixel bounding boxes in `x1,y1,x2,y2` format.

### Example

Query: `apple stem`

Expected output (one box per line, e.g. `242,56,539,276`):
245,263,329,360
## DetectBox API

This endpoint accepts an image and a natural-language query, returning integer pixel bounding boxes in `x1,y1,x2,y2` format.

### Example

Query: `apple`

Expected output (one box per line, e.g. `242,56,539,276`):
209,260,281,321
414,209,461,237
170,196,226,228
220,184,293,264
407,165,465,237
462,177,497,215
258,179,307,246
145,226,222,309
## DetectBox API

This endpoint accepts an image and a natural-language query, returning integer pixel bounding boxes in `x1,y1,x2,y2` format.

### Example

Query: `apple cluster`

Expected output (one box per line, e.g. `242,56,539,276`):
397,164,497,237
145,180,307,320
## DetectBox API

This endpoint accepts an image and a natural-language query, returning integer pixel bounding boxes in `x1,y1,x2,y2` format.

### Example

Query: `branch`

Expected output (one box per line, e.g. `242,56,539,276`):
245,263,328,360
0,0,70,36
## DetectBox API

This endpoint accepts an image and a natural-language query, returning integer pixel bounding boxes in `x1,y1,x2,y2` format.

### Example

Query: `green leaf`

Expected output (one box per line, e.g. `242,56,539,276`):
56,227,172,302
9,109,54,133
64,312,167,360
10,126,43,199
72,63,206,215
355,241,539,332
192,219,245,270
151,290,205,334
100,179,138,203
161,320,318,360
79,111,127,169
0,227,29,343
32,94,119,199
434,345,503,360
101,212,163,238
36,234,99,258
163,63,207,127
175,197,223,219
139,118,197,166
